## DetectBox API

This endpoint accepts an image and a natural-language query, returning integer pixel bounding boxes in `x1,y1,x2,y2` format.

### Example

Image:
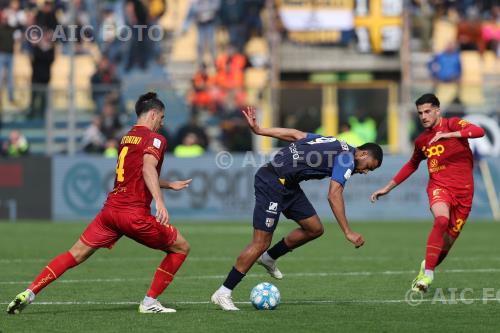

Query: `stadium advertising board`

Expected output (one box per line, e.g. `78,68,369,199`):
0,157,51,220
52,155,497,221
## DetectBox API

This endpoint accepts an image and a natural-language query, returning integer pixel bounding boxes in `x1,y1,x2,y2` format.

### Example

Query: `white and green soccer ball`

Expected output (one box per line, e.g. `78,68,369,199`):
250,282,280,310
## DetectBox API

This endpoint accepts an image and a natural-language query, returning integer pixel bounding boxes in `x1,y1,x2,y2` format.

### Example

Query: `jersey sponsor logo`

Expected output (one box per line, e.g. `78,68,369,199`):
121,135,142,145
422,144,445,158
428,158,446,173
306,137,337,145
344,169,352,180
340,141,349,151
153,138,161,149
265,218,275,228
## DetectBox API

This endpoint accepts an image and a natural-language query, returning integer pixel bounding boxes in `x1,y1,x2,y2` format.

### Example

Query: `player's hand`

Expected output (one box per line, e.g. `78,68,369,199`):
370,188,389,202
241,106,260,133
169,179,192,191
155,203,169,225
345,230,365,248
429,131,449,145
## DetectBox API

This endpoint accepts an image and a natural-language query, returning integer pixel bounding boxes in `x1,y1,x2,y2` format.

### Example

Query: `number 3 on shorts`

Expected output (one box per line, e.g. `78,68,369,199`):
116,147,129,182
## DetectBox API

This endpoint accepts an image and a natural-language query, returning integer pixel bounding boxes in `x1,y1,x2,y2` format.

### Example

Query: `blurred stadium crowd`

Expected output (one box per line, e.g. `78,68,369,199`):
0,0,498,157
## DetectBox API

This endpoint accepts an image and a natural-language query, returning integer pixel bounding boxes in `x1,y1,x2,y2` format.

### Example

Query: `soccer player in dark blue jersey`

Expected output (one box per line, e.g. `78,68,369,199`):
211,107,383,310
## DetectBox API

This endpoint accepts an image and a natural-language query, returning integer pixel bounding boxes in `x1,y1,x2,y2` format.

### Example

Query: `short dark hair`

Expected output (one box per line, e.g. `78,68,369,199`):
135,92,165,117
357,142,383,167
415,93,440,108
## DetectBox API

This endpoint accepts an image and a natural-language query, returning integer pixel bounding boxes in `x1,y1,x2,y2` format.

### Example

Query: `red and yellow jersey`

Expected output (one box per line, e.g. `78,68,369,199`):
393,117,484,194
104,125,167,210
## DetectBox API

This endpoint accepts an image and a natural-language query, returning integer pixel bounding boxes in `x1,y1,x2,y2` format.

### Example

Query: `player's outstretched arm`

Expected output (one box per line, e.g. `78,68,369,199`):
143,154,169,225
328,180,365,248
241,106,307,142
429,118,485,145
160,179,192,191
370,180,398,202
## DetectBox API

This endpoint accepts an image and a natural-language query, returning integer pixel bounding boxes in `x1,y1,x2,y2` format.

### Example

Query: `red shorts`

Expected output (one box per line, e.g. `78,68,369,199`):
80,206,178,250
427,186,473,237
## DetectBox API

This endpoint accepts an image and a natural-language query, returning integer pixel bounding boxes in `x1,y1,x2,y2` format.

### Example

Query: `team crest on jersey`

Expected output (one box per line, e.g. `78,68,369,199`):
458,119,469,128
265,218,275,228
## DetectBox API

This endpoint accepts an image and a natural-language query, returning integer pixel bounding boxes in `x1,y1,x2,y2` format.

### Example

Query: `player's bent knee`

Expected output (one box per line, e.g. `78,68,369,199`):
252,238,271,253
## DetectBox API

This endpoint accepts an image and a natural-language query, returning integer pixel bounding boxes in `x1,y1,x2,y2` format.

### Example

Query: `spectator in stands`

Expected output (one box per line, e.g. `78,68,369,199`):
411,0,434,51
348,112,377,143
219,90,251,151
99,5,122,63
336,123,364,147
427,42,462,91
244,0,265,39
103,138,118,158
188,62,217,114
175,112,209,149
58,0,91,55
91,56,121,113
27,29,55,119
481,5,500,54
182,0,220,68
81,116,105,153
215,44,246,91
124,0,150,71
100,102,123,140
173,132,205,158
457,7,484,52
0,1,24,104
1,129,29,157
444,96,466,118
219,0,246,52
35,0,58,31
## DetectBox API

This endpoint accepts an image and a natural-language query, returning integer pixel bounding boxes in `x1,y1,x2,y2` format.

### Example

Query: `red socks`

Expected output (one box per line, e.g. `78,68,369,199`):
29,251,78,294
147,252,187,298
425,216,449,271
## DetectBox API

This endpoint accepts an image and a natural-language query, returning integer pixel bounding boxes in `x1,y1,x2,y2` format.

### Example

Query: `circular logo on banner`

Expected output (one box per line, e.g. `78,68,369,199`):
63,163,102,214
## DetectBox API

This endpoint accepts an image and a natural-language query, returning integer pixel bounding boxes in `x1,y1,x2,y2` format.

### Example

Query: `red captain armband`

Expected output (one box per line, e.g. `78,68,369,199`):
459,126,485,139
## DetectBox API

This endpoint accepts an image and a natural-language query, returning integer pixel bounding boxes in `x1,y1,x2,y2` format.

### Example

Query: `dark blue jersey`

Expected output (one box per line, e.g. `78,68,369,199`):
270,133,356,187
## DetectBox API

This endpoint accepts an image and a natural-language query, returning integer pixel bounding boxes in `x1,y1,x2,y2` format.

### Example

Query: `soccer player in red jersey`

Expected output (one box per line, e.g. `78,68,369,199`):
7,92,192,314
370,93,485,292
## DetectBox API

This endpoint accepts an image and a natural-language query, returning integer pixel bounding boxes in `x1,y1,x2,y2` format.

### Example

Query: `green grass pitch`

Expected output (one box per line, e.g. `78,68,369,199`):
1,220,500,332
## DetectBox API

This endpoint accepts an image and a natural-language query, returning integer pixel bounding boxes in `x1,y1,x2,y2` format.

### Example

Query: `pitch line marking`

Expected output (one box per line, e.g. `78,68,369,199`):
2,268,500,285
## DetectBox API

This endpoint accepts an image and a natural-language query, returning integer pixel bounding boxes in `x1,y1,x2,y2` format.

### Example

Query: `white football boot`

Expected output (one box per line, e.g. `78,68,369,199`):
211,291,240,311
138,300,176,313
257,253,283,280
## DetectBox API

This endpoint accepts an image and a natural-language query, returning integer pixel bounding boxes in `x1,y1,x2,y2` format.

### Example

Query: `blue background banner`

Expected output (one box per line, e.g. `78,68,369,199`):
52,155,499,222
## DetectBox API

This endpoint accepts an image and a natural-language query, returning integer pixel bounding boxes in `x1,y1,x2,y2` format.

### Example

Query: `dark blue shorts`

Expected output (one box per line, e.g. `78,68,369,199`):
253,165,317,232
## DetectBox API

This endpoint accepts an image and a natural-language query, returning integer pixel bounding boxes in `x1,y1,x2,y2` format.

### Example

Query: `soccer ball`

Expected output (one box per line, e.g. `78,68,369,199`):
250,282,280,310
